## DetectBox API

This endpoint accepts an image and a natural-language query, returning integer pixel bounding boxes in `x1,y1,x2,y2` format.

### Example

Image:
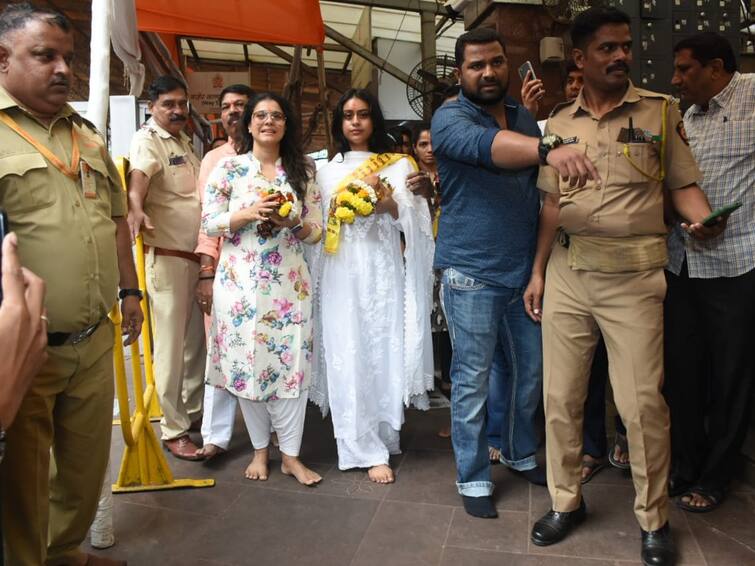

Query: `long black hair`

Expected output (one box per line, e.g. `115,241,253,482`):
239,92,313,199
331,88,393,155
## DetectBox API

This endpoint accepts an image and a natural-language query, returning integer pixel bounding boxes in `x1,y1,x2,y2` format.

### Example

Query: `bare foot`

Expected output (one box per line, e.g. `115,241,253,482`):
368,464,394,484
195,443,225,460
280,454,322,486
437,425,451,438
244,448,269,481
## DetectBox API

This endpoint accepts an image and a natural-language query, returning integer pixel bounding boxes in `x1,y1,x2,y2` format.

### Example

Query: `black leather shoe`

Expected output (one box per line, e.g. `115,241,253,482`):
530,499,586,546
641,523,675,566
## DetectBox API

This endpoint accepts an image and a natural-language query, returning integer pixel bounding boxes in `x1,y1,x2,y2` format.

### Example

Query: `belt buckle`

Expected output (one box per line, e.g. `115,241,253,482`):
70,322,99,345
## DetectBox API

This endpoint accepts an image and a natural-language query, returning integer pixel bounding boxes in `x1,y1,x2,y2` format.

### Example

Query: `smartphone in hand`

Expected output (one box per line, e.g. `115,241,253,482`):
0,208,8,304
702,202,742,227
518,61,536,82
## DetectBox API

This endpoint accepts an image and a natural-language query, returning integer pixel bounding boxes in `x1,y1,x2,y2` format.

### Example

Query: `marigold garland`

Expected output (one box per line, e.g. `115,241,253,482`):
329,179,378,225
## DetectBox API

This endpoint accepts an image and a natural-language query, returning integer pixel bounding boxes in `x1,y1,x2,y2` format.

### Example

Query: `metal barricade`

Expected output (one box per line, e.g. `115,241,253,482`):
110,157,213,493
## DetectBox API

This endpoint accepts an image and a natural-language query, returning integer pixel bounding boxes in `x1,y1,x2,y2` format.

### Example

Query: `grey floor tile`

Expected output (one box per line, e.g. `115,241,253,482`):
385,450,461,507
674,490,755,550
177,487,379,565
87,501,214,565
105,378,755,566
445,508,529,554
401,408,454,453
317,466,392,501
440,546,615,565
687,513,755,565
490,464,535,512
351,500,453,566
113,478,244,516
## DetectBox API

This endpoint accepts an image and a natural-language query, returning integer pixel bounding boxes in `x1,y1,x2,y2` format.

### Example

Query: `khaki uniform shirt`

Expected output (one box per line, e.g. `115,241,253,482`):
0,86,125,333
538,82,701,238
128,118,201,253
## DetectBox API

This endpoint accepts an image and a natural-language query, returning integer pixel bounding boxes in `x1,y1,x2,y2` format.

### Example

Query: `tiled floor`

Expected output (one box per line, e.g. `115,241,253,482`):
92,407,755,566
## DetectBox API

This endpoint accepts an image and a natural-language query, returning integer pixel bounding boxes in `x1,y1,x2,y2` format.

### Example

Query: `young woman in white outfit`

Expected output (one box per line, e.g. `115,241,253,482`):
309,89,435,483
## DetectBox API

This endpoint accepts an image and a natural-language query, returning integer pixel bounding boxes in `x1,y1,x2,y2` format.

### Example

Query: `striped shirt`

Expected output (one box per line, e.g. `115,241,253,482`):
667,72,755,278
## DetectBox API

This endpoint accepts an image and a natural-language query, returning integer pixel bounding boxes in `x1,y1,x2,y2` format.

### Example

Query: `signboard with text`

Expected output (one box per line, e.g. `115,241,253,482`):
186,72,249,114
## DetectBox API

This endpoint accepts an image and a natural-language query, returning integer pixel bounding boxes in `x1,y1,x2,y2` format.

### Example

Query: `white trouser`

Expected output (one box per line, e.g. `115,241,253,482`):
336,422,401,470
239,391,309,457
200,385,237,450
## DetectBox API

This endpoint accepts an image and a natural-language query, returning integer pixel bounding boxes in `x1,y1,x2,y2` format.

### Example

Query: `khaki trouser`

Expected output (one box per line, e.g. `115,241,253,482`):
1,323,114,566
146,251,206,440
542,244,670,531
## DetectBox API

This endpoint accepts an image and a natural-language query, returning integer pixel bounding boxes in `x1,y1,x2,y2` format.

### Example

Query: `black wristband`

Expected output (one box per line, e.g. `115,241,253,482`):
119,288,143,301
198,275,215,280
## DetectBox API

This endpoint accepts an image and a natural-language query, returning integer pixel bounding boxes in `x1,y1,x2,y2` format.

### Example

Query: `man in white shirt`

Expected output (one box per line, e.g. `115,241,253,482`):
665,32,754,513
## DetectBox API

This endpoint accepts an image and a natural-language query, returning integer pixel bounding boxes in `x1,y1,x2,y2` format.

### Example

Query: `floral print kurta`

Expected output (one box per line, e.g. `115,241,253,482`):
201,153,322,401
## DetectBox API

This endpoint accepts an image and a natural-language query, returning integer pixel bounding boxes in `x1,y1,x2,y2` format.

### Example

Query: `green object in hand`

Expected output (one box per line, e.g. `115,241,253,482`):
701,202,742,227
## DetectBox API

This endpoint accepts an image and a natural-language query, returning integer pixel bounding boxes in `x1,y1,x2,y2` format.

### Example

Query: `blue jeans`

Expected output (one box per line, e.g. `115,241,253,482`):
441,267,543,497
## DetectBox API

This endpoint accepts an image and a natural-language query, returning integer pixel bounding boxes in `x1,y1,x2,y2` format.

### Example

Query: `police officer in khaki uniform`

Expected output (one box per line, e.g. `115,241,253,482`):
521,8,725,566
0,5,142,565
127,76,206,460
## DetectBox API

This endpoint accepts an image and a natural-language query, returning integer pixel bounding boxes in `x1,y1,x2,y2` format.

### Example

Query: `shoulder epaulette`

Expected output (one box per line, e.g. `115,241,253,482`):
548,99,574,118
633,87,674,102
79,116,107,140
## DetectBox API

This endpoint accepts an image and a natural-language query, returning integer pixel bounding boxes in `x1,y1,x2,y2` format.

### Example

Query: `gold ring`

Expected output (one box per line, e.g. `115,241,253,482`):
41,315,50,323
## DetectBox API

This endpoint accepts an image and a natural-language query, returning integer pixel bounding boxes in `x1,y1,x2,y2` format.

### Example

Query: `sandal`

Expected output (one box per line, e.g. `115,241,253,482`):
580,455,608,485
608,432,631,470
488,445,501,464
676,487,724,513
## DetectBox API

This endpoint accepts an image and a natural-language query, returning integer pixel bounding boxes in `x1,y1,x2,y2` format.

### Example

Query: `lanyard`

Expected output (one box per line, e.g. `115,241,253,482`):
621,98,669,183
0,110,80,180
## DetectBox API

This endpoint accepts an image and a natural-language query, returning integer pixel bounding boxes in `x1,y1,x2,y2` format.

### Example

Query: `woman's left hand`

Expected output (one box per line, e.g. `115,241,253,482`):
268,212,300,229
374,190,398,219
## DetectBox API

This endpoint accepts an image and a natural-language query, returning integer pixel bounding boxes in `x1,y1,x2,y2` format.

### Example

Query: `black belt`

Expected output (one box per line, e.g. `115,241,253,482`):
558,230,570,249
47,319,103,347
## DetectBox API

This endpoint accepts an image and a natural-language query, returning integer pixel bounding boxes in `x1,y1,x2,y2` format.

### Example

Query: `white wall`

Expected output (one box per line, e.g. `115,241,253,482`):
375,37,422,121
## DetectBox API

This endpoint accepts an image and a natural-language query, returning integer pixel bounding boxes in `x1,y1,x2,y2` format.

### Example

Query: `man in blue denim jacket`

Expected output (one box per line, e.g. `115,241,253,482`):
432,27,598,519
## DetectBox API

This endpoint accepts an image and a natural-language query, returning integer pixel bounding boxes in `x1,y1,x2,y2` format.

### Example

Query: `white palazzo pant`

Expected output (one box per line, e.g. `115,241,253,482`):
239,390,309,457
200,385,237,450
336,422,402,470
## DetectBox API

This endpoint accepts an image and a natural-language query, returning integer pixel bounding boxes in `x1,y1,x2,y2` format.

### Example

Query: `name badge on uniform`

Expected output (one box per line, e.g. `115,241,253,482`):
169,154,187,166
80,161,97,199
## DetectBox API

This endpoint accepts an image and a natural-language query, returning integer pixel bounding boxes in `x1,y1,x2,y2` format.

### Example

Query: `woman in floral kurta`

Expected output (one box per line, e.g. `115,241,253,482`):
202,93,323,485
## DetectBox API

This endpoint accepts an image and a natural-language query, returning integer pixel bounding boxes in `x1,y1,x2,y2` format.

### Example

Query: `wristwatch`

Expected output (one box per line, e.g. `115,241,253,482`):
538,134,563,165
119,288,144,301
291,219,305,234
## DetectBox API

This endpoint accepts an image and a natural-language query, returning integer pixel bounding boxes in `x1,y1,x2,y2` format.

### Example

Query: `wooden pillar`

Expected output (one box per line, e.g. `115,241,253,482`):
283,45,303,117
316,48,333,157
420,8,436,121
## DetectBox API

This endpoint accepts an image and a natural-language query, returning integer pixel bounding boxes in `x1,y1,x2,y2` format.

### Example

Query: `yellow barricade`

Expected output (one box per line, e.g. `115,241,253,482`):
110,157,214,493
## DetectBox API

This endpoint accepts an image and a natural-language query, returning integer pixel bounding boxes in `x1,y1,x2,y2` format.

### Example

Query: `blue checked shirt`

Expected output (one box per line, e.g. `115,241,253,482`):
667,72,755,278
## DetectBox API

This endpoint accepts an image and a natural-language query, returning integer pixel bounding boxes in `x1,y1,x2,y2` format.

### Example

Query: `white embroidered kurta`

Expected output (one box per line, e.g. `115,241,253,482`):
309,151,435,468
